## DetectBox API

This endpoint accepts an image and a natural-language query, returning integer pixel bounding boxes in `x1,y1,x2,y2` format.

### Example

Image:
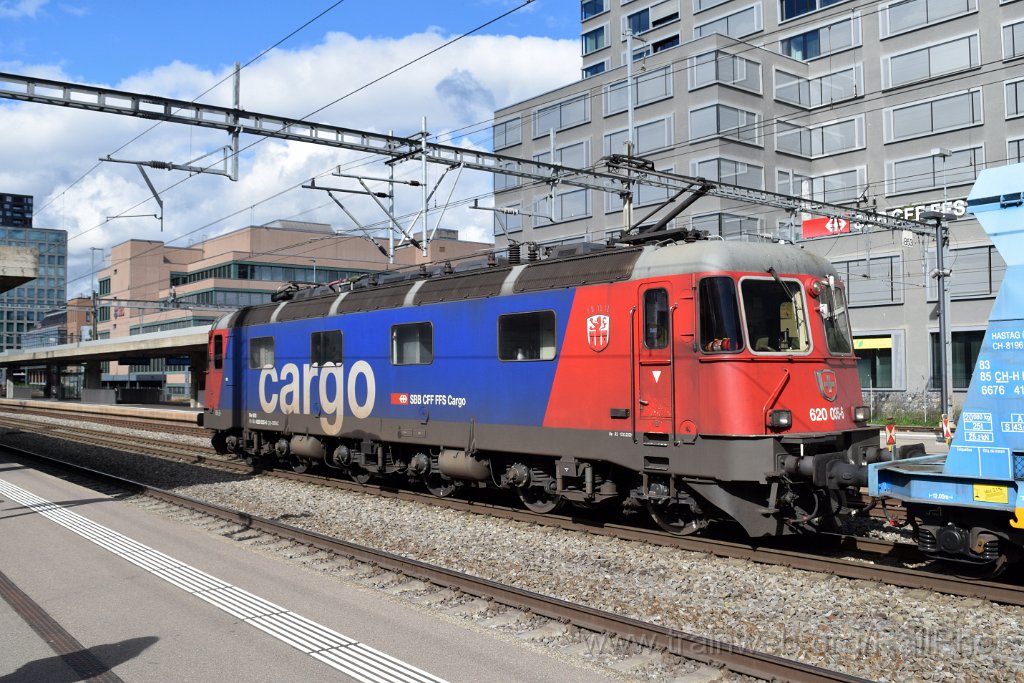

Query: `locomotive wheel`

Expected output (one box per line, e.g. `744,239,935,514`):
424,473,457,498
646,500,705,536
348,465,372,485
242,454,264,473
518,486,565,514
290,457,312,474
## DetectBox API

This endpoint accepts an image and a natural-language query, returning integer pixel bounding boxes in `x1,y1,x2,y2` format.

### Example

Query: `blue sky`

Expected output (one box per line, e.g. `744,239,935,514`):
0,0,580,83
0,0,583,292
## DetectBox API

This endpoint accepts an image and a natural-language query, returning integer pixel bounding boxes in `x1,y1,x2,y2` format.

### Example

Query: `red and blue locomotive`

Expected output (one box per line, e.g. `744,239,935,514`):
202,232,880,537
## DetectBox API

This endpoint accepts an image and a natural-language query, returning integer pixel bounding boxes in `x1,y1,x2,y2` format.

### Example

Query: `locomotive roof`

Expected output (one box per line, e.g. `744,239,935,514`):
216,239,837,329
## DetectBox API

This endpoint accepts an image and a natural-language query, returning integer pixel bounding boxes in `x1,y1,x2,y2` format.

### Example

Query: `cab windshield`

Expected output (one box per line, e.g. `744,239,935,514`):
740,278,810,354
821,281,854,355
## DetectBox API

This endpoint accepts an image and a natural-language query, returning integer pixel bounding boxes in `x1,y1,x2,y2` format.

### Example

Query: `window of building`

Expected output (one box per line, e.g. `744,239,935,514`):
883,34,979,89
625,7,651,34
692,212,761,239
689,50,762,92
832,255,904,306
698,276,743,353
780,0,849,22
494,204,523,236
887,146,982,195
855,335,899,390
605,65,673,115
311,330,343,366
605,116,673,155
534,94,590,138
776,116,864,158
583,25,608,55
694,0,731,11
392,322,433,365
880,0,977,37
493,118,521,150
498,311,556,360
493,159,521,192
249,337,275,369
534,188,592,226
811,168,866,203
780,14,860,60
774,65,861,107
694,3,762,39
777,169,811,197
533,140,590,168
606,169,674,213
98,278,111,296
931,330,984,390
692,157,764,189
689,104,760,144
1007,78,1024,118
582,61,607,79
926,245,1006,300
581,0,606,21
1010,138,1024,163
1004,19,1024,60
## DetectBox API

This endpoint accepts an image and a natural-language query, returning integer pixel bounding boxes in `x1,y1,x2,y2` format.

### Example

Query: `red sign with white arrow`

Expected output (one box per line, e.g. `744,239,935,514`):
802,216,851,239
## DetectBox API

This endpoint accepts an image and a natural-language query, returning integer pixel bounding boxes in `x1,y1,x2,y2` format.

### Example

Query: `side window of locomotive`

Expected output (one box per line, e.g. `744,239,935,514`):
643,288,669,349
698,277,743,353
212,335,224,370
311,330,343,366
740,279,810,353
392,322,433,365
249,336,275,369
498,311,556,361
822,285,854,355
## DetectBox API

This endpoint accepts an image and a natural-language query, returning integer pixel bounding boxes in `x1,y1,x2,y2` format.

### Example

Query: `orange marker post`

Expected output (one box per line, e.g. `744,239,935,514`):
941,414,953,445
885,419,896,453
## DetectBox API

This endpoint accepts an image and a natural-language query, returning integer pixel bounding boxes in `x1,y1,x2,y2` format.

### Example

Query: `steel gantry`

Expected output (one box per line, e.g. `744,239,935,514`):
0,70,938,246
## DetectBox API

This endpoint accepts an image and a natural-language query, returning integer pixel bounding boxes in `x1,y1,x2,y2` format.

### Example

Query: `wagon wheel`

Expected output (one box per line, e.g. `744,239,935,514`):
518,486,565,514
348,465,372,485
423,473,457,498
944,553,1009,581
290,457,312,474
646,499,706,536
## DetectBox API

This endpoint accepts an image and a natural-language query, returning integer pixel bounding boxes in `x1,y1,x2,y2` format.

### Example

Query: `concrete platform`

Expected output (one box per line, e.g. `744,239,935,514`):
0,397,199,424
0,457,618,683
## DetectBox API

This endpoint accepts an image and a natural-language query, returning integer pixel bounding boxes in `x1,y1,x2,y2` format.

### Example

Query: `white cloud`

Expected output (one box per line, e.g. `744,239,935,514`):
0,30,579,292
0,0,47,19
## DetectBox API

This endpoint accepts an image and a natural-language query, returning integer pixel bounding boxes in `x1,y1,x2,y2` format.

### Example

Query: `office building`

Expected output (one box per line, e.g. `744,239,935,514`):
492,0,1024,417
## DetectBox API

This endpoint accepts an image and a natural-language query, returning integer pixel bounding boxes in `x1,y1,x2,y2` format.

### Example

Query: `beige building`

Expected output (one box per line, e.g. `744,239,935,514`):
94,220,490,400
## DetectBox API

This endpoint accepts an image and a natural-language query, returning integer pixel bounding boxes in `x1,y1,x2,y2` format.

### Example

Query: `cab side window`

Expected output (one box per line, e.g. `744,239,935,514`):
699,277,743,353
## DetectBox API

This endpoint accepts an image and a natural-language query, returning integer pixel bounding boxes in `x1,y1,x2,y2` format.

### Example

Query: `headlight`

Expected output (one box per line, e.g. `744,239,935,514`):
853,405,870,422
767,409,792,430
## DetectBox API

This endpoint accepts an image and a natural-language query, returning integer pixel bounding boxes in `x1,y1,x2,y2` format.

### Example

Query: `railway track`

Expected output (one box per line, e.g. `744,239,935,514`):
1,409,1021,608
0,440,869,683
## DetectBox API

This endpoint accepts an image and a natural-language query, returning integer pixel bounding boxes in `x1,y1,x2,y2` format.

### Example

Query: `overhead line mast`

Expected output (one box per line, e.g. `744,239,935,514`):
0,71,935,240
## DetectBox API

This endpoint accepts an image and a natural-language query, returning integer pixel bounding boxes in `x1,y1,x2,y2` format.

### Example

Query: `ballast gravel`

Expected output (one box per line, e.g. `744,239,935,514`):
2,412,1022,683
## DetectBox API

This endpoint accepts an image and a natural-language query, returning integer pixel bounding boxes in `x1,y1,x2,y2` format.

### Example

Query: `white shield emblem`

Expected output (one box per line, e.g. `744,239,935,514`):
586,314,610,352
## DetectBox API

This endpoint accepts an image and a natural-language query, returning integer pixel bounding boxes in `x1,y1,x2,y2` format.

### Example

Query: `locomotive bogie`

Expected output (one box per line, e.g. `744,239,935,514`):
204,239,872,537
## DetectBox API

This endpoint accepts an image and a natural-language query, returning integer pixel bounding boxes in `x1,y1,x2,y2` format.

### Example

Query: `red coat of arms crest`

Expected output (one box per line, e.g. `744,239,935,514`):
586,314,610,352
816,369,838,402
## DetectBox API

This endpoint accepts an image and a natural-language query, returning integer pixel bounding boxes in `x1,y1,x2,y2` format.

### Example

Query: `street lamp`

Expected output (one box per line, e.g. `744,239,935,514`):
921,209,957,421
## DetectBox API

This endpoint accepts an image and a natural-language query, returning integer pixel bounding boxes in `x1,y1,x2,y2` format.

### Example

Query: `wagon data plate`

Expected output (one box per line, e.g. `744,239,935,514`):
972,484,1009,504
